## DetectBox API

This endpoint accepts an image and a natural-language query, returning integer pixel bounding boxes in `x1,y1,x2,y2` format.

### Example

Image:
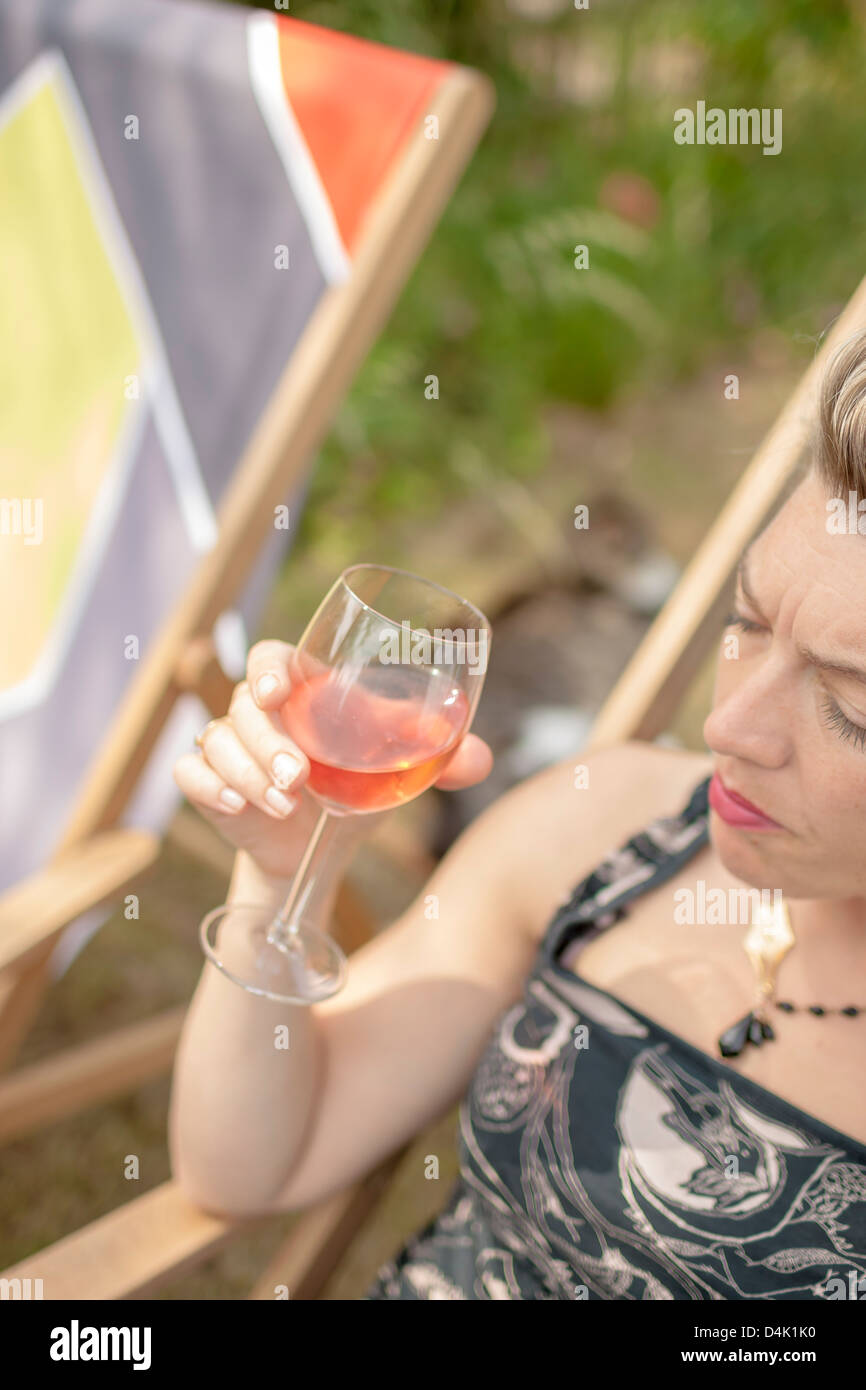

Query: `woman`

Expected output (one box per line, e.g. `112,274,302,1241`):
169,331,866,1300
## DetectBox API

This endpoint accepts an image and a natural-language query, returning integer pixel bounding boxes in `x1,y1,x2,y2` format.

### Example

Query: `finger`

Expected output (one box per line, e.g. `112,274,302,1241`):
197,718,298,820
246,639,296,709
433,733,494,791
174,752,249,817
229,680,310,791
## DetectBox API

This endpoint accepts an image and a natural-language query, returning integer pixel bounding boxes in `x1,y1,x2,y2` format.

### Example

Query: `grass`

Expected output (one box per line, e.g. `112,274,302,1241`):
227,0,866,558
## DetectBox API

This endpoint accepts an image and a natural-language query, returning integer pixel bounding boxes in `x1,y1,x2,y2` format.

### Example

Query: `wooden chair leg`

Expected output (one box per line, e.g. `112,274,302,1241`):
248,1148,408,1301
0,943,55,1074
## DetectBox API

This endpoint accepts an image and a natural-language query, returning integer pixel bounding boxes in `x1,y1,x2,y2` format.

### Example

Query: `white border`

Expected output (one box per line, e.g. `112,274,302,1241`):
246,13,352,286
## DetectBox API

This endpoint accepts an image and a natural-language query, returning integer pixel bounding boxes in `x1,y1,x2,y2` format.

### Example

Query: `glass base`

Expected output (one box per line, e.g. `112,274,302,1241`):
200,904,347,1004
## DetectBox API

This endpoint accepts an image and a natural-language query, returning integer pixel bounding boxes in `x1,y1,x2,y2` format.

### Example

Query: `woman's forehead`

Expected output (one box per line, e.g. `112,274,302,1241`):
745,473,866,606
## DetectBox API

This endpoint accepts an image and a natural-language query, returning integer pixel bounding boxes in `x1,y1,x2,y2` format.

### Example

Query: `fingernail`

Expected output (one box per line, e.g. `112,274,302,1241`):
255,673,280,703
219,788,246,812
265,786,295,817
272,752,302,789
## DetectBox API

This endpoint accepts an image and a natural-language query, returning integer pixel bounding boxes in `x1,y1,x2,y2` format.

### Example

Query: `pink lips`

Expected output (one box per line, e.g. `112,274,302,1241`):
708,773,784,831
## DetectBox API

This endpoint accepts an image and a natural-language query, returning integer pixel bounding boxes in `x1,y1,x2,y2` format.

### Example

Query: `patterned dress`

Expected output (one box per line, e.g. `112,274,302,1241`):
364,775,866,1300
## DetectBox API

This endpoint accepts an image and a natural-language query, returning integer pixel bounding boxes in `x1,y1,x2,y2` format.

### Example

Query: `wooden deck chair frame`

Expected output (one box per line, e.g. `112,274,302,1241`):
0,65,491,1183
2,253,862,1301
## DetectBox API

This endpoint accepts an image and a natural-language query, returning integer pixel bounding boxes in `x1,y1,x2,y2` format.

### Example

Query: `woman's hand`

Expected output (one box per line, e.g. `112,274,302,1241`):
173,639,494,883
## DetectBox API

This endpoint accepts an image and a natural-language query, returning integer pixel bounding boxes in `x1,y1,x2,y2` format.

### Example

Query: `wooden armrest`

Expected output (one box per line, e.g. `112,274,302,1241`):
0,829,160,974
2,1155,407,1300
0,1182,239,1299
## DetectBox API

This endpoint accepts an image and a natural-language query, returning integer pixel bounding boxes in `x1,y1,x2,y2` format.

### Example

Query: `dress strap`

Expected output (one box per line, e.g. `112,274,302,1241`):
541,774,711,969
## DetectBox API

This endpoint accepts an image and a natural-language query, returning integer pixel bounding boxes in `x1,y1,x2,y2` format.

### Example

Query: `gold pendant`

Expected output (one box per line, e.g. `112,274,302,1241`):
717,896,795,1058
744,895,796,1017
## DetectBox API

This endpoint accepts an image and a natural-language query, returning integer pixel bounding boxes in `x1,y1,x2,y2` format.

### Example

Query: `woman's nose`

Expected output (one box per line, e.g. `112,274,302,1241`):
703,653,791,768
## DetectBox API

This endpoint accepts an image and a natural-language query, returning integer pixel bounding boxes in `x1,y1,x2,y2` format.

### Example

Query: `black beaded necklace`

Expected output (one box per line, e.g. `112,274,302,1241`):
717,898,866,1058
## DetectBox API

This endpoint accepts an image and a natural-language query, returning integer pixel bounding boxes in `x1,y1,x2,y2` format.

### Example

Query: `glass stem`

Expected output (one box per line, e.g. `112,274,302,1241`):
266,807,345,950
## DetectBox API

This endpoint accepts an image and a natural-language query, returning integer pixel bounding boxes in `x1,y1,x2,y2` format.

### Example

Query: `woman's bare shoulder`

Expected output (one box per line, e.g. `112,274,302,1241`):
487,739,713,946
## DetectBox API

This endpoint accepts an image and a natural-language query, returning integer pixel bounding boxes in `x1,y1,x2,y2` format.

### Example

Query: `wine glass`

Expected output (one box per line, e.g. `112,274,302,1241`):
200,564,491,1004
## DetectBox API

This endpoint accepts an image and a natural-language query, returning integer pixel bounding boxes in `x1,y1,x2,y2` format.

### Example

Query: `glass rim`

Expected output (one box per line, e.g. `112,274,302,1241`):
337,563,490,638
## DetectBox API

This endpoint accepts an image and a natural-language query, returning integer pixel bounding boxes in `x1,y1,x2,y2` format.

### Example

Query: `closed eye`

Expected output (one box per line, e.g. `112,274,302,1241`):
723,610,765,634
723,610,866,752
820,696,866,752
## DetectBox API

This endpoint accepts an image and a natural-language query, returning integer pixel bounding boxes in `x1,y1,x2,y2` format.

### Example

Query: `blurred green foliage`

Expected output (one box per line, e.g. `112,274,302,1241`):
228,0,866,548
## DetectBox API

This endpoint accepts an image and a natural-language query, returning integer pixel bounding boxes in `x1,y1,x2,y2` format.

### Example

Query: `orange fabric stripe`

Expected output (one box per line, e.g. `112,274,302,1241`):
275,16,453,255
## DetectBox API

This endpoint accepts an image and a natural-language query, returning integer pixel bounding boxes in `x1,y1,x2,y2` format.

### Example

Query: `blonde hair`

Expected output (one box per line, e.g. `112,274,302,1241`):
814,327,866,495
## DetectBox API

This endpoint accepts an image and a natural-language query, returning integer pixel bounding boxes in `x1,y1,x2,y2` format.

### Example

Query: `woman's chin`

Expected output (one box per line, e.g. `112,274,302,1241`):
708,815,803,895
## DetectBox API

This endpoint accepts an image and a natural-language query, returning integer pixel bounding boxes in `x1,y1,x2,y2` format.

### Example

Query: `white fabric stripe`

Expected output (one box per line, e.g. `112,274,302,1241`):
246,13,351,286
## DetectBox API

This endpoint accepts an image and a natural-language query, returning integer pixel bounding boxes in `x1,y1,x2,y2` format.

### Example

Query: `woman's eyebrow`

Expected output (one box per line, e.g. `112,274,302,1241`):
736,544,866,686
735,545,763,614
801,649,866,687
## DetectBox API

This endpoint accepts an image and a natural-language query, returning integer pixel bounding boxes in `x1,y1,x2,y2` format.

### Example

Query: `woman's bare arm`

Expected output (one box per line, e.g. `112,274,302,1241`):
169,739,693,1218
